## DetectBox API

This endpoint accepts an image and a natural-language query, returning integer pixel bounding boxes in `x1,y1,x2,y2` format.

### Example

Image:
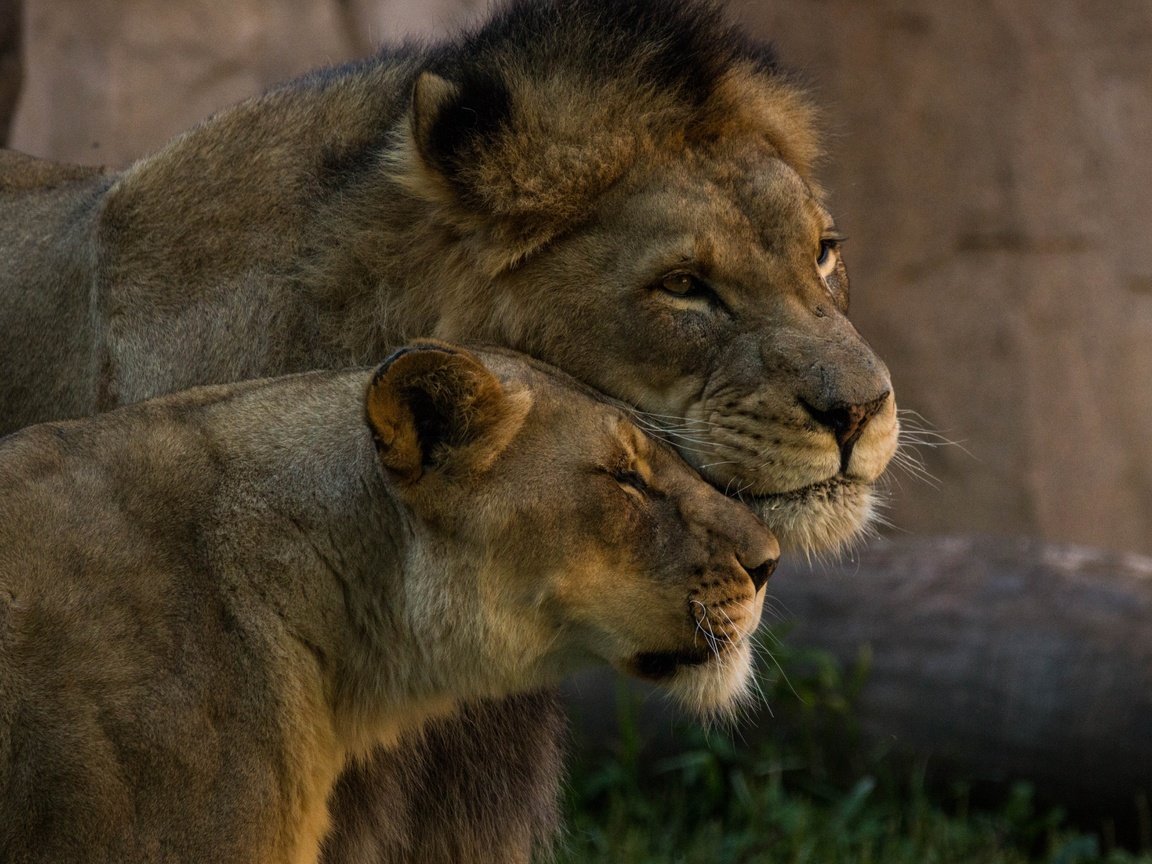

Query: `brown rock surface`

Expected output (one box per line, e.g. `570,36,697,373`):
9,0,485,167
772,535,1152,815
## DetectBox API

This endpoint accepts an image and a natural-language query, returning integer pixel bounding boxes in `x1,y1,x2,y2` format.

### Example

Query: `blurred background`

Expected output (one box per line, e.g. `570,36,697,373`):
2,1,1149,860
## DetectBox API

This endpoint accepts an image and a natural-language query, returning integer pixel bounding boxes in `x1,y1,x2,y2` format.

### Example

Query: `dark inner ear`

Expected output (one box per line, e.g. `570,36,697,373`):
412,69,513,183
404,386,462,468
366,343,506,483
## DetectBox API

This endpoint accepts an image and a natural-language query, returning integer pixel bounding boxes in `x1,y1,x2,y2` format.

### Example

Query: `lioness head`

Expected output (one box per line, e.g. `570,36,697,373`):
388,0,898,555
365,343,778,714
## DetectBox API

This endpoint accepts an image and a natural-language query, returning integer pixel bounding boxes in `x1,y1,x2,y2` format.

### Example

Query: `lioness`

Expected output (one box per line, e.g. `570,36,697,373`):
0,343,776,863
0,0,898,858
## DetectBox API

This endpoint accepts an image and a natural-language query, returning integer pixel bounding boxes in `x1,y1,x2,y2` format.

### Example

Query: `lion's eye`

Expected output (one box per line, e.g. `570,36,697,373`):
816,235,844,279
659,271,710,299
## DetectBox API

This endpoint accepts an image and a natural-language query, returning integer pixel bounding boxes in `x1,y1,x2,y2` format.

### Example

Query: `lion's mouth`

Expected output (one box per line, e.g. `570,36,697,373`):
727,473,879,556
741,473,855,509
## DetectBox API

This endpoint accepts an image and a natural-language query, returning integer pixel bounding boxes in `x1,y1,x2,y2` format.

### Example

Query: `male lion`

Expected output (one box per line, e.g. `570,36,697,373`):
0,343,777,864
0,0,898,858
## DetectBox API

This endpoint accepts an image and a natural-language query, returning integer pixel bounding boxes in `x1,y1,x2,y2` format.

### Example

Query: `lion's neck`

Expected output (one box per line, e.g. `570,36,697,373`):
299,189,505,366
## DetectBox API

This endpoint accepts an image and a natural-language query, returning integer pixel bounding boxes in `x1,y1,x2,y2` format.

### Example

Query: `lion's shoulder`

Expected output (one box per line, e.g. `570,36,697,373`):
0,149,107,194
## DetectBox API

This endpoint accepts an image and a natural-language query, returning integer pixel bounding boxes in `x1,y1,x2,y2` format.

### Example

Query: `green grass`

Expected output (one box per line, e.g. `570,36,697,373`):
556,638,1151,864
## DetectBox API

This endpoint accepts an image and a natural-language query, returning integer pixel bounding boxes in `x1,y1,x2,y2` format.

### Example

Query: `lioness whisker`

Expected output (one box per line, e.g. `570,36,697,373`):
630,410,727,430
717,607,741,646
755,638,804,706
759,604,788,626
744,634,774,717
690,600,713,654
692,600,724,662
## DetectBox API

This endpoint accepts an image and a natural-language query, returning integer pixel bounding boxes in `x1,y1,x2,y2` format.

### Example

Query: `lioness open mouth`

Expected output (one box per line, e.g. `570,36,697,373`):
629,647,717,681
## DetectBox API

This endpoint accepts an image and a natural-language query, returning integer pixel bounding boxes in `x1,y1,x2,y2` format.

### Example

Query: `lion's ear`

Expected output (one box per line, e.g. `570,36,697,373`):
365,342,525,484
410,70,512,184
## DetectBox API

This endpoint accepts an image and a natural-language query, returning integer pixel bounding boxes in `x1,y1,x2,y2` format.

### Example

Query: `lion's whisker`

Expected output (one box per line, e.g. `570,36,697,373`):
697,459,739,471
889,448,941,489
630,409,727,429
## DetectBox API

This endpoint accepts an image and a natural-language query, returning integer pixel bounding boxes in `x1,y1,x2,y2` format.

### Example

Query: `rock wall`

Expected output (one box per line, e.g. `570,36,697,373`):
0,0,21,144
10,0,486,166
8,0,1152,553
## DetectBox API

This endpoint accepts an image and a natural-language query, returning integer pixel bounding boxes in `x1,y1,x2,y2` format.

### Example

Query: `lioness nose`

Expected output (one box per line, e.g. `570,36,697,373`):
689,486,780,592
741,554,777,592
803,391,889,460
734,522,779,593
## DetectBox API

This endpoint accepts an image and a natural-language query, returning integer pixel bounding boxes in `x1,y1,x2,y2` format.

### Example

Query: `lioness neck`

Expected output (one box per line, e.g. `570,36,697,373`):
193,370,502,749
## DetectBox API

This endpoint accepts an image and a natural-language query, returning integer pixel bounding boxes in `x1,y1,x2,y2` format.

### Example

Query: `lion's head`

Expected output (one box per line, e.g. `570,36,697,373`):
379,0,898,556
364,343,779,714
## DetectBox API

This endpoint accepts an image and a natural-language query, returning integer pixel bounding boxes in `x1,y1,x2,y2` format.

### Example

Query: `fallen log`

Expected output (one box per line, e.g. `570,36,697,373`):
771,535,1152,821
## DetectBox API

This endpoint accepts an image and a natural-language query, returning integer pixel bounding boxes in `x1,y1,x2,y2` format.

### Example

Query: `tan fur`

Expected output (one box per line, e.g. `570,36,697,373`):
0,1,898,859
0,344,777,864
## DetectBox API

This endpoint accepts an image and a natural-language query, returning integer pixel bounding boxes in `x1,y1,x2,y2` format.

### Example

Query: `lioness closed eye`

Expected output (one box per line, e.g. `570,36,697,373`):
0,343,777,864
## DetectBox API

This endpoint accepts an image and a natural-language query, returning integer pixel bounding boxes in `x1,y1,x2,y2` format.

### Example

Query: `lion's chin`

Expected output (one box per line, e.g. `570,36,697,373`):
628,642,755,720
747,475,879,557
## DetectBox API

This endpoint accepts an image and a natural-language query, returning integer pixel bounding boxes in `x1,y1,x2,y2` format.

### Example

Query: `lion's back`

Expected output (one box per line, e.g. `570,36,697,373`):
0,151,111,434
0,150,107,192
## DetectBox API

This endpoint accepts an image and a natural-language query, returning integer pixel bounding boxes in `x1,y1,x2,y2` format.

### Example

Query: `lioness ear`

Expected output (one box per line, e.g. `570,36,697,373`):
365,343,521,484
410,69,512,183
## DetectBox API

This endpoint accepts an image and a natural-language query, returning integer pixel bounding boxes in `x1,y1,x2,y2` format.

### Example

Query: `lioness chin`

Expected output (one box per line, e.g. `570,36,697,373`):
0,343,776,864
0,0,898,858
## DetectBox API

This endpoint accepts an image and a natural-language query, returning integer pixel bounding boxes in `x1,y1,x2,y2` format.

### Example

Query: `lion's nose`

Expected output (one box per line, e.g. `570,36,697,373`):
802,391,890,469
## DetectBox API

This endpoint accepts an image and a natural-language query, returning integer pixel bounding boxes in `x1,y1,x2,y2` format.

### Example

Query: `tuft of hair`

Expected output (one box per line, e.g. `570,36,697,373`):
664,642,756,722
755,480,880,560
395,0,821,262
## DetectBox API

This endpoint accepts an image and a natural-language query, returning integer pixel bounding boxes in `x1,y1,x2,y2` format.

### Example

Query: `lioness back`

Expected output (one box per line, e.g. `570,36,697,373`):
0,343,776,863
